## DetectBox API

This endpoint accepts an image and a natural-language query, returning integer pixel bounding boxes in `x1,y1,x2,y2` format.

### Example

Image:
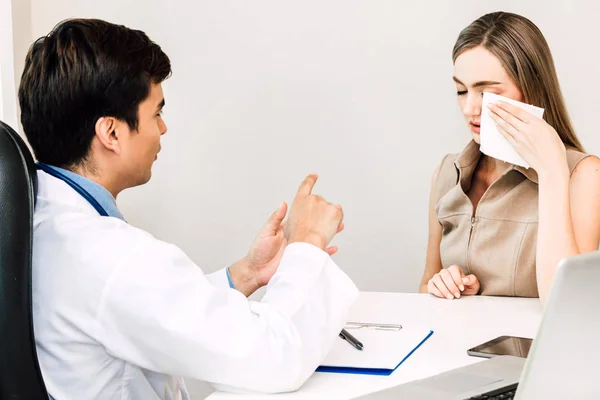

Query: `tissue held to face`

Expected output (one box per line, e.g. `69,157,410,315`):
452,46,524,143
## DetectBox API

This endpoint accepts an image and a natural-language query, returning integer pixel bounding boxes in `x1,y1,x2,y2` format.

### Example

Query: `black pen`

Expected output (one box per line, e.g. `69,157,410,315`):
339,328,364,351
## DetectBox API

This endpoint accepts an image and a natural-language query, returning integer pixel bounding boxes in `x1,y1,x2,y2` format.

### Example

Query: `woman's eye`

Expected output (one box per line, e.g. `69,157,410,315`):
456,90,467,96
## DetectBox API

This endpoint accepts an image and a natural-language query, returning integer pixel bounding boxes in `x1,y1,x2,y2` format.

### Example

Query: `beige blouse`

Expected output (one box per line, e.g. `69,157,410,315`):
434,140,589,297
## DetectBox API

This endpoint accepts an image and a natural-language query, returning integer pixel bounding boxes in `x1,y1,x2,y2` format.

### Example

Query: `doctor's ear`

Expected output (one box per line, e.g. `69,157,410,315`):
94,117,121,154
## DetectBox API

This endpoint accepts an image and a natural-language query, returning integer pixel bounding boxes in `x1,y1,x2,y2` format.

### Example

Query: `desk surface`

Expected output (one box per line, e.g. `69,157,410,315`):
206,292,542,400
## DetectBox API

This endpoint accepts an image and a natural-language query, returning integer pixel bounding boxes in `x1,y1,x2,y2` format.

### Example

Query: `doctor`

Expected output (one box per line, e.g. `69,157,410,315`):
19,18,358,399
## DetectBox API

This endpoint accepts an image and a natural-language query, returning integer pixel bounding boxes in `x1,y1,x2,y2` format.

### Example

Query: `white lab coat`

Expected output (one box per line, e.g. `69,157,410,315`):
32,171,359,400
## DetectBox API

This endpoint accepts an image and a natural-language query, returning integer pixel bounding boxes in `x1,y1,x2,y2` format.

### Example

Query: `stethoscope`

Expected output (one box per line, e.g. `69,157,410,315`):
36,163,109,217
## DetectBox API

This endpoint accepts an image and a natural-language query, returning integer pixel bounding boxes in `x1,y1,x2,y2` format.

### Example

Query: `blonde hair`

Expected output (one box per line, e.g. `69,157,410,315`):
452,12,583,151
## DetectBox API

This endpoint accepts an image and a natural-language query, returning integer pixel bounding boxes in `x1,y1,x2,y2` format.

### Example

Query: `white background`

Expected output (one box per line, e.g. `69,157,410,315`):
6,1,600,398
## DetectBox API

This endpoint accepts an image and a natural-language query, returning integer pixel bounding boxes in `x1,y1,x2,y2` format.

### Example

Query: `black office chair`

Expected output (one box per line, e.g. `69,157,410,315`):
0,120,48,398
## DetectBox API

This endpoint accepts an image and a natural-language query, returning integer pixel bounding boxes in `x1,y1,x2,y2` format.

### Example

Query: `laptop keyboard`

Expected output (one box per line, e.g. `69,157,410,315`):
466,383,518,400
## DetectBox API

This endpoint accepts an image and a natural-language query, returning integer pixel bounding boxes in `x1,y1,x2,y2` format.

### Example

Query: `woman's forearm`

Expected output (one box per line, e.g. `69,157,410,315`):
536,165,579,304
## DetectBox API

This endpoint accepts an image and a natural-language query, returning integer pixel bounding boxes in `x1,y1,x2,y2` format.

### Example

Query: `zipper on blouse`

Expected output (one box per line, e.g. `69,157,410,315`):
465,216,476,274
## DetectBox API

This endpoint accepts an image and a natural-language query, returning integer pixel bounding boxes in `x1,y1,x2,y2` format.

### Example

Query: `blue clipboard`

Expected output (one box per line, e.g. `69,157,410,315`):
316,328,434,376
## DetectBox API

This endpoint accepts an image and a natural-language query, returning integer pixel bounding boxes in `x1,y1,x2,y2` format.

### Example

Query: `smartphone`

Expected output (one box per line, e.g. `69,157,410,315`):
467,335,533,359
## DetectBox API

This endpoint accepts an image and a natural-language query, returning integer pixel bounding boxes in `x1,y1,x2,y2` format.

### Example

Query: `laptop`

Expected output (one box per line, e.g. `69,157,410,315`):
356,251,600,399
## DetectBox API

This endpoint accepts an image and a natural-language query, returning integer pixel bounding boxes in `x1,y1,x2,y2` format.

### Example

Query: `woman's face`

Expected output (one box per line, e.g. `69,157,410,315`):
453,46,523,144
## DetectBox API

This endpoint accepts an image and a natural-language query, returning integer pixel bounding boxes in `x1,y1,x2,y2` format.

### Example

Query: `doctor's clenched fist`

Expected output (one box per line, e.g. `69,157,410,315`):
285,174,344,250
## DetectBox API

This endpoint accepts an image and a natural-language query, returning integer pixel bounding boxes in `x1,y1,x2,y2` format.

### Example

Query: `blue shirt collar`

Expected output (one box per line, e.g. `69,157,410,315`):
44,165,125,221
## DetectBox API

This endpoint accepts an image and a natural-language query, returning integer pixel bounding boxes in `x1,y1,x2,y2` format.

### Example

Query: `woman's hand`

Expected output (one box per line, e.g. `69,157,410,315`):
488,101,568,178
427,265,480,299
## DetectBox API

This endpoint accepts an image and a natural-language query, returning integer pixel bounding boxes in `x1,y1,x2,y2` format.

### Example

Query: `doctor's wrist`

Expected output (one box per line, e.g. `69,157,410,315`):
228,257,261,297
288,232,327,250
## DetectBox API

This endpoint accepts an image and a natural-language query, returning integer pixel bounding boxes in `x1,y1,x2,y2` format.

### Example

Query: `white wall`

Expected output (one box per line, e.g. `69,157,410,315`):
11,0,32,127
1,0,33,132
0,0,17,128
0,60,3,122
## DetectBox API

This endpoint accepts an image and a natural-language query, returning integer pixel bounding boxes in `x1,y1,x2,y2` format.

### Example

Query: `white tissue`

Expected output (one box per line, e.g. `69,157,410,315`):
480,92,544,168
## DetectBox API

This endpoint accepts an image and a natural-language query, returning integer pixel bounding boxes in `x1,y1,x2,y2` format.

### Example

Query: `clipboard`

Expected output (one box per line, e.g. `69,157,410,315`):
316,322,434,376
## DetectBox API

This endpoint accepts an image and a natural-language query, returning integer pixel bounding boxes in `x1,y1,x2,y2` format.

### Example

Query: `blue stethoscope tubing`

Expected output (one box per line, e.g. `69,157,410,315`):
36,163,109,217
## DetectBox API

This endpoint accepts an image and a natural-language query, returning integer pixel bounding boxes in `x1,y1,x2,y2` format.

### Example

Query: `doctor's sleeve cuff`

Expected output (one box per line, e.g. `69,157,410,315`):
205,268,232,289
260,242,357,317
225,267,236,289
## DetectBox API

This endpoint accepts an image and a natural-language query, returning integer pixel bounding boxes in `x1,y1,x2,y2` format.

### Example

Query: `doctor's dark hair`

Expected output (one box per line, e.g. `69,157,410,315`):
452,12,583,152
18,18,171,168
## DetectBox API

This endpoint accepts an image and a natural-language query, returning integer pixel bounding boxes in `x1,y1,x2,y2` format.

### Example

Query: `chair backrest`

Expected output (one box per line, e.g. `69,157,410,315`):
0,121,48,397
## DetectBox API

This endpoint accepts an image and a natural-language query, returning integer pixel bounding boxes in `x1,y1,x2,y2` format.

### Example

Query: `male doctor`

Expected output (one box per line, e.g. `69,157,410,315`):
19,18,358,399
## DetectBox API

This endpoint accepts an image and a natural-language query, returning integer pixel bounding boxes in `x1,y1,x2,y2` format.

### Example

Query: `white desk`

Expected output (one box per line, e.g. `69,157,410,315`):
206,292,542,400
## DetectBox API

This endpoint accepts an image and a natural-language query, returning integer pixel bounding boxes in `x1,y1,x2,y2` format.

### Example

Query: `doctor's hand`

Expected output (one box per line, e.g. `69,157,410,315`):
285,174,344,251
248,193,342,288
247,202,289,287
427,265,480,300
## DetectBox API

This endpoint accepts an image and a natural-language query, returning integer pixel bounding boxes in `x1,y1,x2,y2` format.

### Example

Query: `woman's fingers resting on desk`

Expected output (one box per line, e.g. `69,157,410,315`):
426,279,444,298
460,274,480,296
430,274,451,299
440,268,462,299
429,272,455,300
427,265,480,299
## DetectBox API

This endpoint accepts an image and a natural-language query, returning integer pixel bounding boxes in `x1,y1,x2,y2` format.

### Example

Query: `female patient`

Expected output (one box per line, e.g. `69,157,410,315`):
419,12,600,303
